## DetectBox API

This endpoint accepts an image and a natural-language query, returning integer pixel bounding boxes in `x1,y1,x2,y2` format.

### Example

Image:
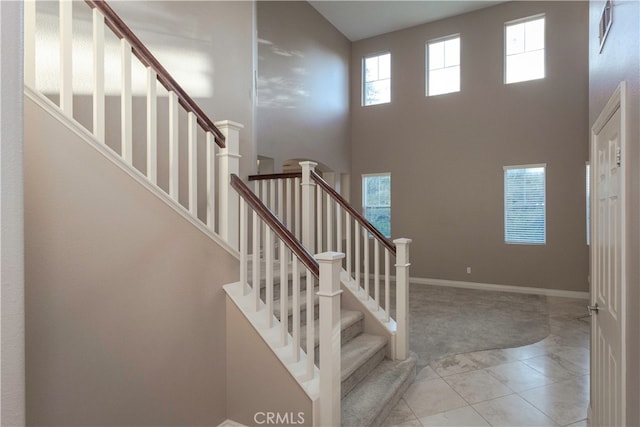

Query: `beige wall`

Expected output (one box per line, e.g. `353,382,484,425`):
1,1,25,424
226,300,313,426
588,0,640,424
351,1,589,292
257,1,351,174
24,96,238,425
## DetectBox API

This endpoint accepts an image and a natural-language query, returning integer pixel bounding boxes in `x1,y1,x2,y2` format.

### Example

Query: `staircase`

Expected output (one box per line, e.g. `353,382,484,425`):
26,1,415,425
256,265,417,426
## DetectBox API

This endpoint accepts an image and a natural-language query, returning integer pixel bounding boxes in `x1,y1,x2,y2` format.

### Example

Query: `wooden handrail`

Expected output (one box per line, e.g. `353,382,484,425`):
230,174,319,277
311,170,396,256
248,172,302,181
85,0,226,148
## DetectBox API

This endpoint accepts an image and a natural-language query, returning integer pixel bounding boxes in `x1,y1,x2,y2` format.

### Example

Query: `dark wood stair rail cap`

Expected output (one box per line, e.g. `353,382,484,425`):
230,174,319,278
85,0,226,148
247,171,396,257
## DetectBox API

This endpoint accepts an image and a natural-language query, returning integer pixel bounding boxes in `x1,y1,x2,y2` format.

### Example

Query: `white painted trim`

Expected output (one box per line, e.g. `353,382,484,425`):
24,86,239,260
408,276,589,299
224,281,320,400
589,80,627,426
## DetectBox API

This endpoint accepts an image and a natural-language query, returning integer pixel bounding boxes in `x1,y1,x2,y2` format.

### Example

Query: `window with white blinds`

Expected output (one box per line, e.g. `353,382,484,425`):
504,164,546,244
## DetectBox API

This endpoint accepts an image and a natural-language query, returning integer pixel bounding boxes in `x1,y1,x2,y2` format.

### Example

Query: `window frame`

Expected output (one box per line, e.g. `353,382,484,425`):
504,14,546,85
425,33,461,97
362,51,391,106
362,173,391,238
503,163,547,245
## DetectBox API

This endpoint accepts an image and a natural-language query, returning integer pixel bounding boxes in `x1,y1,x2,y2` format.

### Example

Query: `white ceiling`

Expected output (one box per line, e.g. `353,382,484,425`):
308,1,505,41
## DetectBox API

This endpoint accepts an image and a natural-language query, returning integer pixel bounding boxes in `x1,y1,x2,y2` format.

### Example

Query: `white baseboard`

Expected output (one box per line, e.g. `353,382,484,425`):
409,276,589,300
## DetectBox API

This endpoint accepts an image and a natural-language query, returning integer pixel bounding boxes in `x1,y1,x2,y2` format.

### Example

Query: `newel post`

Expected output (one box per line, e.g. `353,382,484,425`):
394,238,412,360
300,161,317,252
216,120,243,251
317,251,344,427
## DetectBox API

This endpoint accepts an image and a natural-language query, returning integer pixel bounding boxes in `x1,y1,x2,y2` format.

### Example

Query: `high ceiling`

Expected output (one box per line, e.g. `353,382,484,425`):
308,1,505,41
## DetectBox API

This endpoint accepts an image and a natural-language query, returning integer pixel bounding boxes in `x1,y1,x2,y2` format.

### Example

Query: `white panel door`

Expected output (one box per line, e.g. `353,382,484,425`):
590,88,625,427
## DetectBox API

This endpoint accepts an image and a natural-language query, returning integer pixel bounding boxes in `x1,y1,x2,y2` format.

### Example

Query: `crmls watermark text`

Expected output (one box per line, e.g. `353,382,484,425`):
253,411,305,425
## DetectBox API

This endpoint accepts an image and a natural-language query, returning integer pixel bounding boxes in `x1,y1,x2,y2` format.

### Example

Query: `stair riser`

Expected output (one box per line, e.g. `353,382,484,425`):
341,345,386,399
367,366,415,427
314,318,364,365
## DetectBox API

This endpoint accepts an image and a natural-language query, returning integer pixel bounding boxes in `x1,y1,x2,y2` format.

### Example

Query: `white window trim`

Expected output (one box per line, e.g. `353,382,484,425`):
503,163,547,245
503,14,546,85
362,51,391,106
425,33,461,97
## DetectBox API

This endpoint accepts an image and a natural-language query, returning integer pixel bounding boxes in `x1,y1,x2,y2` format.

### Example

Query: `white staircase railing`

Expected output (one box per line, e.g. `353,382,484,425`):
248,162,412,360
229,174,342,426
24,0,241,249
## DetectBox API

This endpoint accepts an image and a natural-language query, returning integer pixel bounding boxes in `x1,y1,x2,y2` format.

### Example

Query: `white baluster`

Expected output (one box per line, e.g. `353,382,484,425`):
316,185,322,254
206,132,216,231
280,244,288,346
336,204,342,254
286,178,292,230
265,226,274,328
146,68,157,184
364,227,369,300
59,0,73,115
394,238,412,360
277,179,284,223
121,39,132,164
294,177,301,240
240,200,248,295
326,193,333,251
305,269,315,381
374,239,380,310
346,213,352,278
292,258,300,362
168,91,179,201
269,179,276,212
301,162,317,251
385,249,391,322
188,112,198,217
24,0,36,88
317,252,344,427
252,211,261,311
355,223,361,290
92,8,105,143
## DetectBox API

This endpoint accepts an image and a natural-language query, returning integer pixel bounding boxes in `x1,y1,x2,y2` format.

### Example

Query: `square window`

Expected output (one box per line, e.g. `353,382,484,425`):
427,35,460,96
504,165,546,244
505,15,545,84
363,52,391,106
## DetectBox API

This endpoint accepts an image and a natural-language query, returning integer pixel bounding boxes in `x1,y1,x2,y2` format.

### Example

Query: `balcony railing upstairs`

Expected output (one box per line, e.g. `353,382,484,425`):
248,162,411,360
228,174,342,427
24,0,242,249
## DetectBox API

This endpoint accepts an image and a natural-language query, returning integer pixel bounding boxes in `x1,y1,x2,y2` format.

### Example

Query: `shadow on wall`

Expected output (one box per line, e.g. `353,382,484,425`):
257,38,309,109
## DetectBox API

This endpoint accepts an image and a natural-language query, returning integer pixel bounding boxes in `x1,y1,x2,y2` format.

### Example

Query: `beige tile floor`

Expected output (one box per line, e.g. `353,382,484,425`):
385,296,591,427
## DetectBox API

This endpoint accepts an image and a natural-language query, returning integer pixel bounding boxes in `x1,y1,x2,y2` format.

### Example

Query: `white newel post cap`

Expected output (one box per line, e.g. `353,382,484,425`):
315,251,346,262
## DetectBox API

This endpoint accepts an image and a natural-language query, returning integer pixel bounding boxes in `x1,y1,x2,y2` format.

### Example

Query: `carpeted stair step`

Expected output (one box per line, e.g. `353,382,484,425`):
273,287,320,325
342,353,417,427
300,309,364,364
341,334,387,398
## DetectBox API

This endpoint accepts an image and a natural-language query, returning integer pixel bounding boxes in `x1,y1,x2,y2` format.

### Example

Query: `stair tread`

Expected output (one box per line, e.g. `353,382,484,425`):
273,287,319,318
342,353,417,427
299,309,364,347
341,334,387,381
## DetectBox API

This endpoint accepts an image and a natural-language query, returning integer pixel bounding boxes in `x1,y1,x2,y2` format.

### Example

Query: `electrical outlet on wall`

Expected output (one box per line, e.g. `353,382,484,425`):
466,267,471,274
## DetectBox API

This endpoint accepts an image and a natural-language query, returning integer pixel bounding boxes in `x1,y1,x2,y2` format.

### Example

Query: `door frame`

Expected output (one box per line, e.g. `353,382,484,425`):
589,80,627,426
